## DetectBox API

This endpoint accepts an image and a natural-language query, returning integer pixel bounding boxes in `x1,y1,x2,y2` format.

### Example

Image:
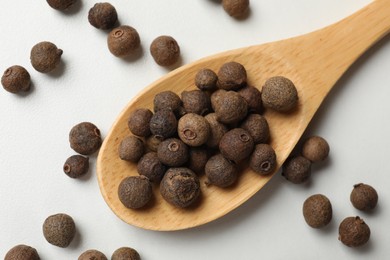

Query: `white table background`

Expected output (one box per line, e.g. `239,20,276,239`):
1,0,389,259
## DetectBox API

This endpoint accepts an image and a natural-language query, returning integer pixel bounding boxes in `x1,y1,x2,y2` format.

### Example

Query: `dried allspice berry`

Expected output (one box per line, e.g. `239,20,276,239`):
137,152,166,183
302,136,330,162
350,183,378,211
205,154,238,188
222,0,250,18
217,61,247,90
5,245,40,260
188,147,209,174
108,26,140,57
145,135,163,152
302,194,332,228
195,68,218,91
112,247,140,260
181,90,211,115
150,35,180,66
79,250,107,260
88,2,118,30
249,144,276,175
204,113,228,148
1,65,31,94
46,0,76,10
30,41,63,73
339,216,370,247
118,176,152,209
160,167,200,208
118,136,144,163
69,122,102,155
282,156,311,184
178,113,210,147
128,108,153,137
63,155,89,178
42,213,76,248
149,109,177,139
219,128,254,163
214,90,248,124
240,114,270,144
157,138,189,166
261,76,298,112
210,89,227,111
238,85,263,113
153,90,182,114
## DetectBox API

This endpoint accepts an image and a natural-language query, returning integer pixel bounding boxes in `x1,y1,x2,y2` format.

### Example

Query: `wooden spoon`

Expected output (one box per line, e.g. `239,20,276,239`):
97,0,390,231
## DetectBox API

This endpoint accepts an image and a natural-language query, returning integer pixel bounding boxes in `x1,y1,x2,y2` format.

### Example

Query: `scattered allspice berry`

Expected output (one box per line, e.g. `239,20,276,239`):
222,0,250,18
178,113,210,147
118,176,153,209
5,244,40,260
282,156,311,184
238,85,263,113
240,114,270,144
219,128,254,163
195,68,218,91
1,65,31,94
210,89,227,111
302,136,330,162
149,109,178,139
204,113,228,148
79,250,108,260
217,61,247,91
261,76,298,112
63,155,89,178
69,122,102,155
181,90,211,115
188,147,209,174
42,213,76,248
108,25,140,58
249,144,276,175
157,138,189,167
118,136,145,163
128,108,153,137
338,216,370,247
30,41,63,73
137,152,166,183
350,183,378,211
302,194,332,228
160,167,201,208
88,2,118,30
150,35,180,66
112,247,141,260
46,0,77,10
153,90,182,114
213,90,248,124
205,154,238,188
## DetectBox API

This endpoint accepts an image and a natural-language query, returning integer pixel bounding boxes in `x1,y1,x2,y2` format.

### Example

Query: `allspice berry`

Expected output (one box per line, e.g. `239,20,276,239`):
261,76,298,112
188,147,209,174
217,61,247,90
222,0,250,18
302,194,332,228
30,41,63,73
128,108,153,137
181,90,211,115
219,128,254,163
240,114,270,144
153,91,182,114
1,65,31,94
118,176,152,209
137,152,166,183
204,113,228,148
238,85,263,113
79,250,107,260
150,35,180,66
5,244,40,260
249,144,276,175
88,2,118,30
339,216,370,247
42,213,76,248
205,154,238,188
282,156,311,184
178,113,210,147
112,247,140,260
69,122,102,155
210,89,227,111
195,68,218,91
63,155,89,178
46,0,76,10
157,138,189,166
160,167,200,208
214,90,248,124
350,183,378,211
149,109,178,139
118,136,144,163
302,136,330,162
108,26,140,57
145,135,163,152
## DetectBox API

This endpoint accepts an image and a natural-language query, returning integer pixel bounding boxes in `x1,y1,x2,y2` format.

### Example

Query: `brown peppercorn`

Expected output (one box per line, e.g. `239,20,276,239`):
30,41,63,73
157,138,189,166
69,122,102,155
46,0,76,10
350,183,378,211
118,176,152,209
217,61,247,90
149,109,178,139
339,216,370,247
240,114,270,144
79,250,107,260
302,136,330,162
112,247,140,260
108,26,140,58
188,147,209,174
118,136,144,162
210,89,227,111
302,194,332,228
5,245,40,260
145,135,163,152
282,156,311,184
178,113,210,147
219,128,254,163
261,76,298,112
222,0,250,18
160,167,200,208
214,90,248,124
204,113,228,148
205,154,238,188
195,68,218,91
63,155,89,178
153,90,182,114
1,65,31,94
249,144,276,175
150,35,180,66
128,108,153,137
88,2,118,30
137,152,166,183
42,213,76,248
181,90,211,115
238,85,263,113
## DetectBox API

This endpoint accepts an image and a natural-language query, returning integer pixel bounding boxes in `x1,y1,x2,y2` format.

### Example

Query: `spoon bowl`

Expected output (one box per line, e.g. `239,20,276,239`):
97,0,390,231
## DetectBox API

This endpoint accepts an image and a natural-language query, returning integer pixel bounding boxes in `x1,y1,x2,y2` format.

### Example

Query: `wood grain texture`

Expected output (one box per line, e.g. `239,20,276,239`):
97,0,390,231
